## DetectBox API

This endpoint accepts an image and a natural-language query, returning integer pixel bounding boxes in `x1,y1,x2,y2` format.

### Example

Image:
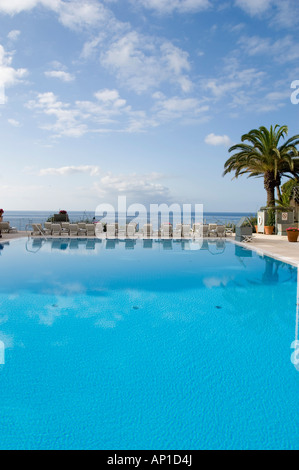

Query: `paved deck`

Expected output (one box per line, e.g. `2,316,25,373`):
235,233,299,267
0,231,28,242
1,231,299,266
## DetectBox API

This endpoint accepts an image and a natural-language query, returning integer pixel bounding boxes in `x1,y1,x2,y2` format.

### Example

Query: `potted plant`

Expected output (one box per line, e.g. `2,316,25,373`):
264,209,275,235
248,216,258,233
53,210,69,223
286,227,299,242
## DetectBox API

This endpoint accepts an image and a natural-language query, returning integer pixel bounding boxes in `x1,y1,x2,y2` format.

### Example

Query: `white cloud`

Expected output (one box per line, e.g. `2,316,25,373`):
235,0,299,28
40,165,101,176
26,89,157,137
0,0,41,15
0,0,110,30
7,30,21,41
26,92,88,138
271,1,299,28
133,0,211,14
153,94,209,120
100,31,193,93
94,89,127,108
93,172,169,200
45,70,75,82
0,44,27,96
205,133,231,146
235,0,273,16
57,0,108,30
202,57,266,109
238,35,299,63
8,118,21,127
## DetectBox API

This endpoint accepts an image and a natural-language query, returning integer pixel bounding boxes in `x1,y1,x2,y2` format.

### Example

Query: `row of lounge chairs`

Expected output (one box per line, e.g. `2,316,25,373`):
32,222,229,238
107,223,227,238
32,222,99,237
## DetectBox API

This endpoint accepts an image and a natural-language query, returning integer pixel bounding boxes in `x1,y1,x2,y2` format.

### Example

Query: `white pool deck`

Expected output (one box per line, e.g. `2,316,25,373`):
1,231,299,267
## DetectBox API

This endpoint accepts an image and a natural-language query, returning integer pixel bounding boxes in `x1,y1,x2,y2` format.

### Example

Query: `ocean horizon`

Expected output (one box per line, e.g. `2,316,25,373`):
3,210,255,231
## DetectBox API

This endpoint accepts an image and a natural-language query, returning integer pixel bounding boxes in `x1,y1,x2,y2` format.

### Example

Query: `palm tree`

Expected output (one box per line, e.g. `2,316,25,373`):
223,125,299,207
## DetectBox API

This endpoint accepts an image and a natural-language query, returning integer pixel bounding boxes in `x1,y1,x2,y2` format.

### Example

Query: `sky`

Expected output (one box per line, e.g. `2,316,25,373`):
0,0,299,212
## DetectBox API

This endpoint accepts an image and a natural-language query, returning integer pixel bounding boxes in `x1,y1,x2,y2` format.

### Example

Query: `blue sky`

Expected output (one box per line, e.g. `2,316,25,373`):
0,0,299,212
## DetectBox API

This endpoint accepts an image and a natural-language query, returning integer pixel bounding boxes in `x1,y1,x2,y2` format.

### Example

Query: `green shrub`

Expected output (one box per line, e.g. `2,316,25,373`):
266,209,275,227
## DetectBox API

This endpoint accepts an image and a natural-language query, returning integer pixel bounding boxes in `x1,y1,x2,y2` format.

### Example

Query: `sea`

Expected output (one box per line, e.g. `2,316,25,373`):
3,211,255,231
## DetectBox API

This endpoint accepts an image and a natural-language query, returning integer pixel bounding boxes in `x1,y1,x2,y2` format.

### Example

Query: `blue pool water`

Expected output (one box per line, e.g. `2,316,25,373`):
0,238,298,450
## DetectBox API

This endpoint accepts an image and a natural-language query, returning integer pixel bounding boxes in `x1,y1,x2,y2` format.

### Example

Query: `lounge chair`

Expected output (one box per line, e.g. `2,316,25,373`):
107,224,117,238
142,224,153,238
78,223,87,236
242,235,253,243
0,222,17,233
32,223,44,236
202,225,209,237
43,222,52,235
160,223,173,239
95,222,103,232
86,224,95,237
225,227,234,236
51,224,61,236
173,224,182,239
61,222,70,235
193,224,203,239
69,224,78,236
208,224,217,237
118,225,126,238
127,223,137,238
216,225,226,237
182,224,192,238
95,222,105,238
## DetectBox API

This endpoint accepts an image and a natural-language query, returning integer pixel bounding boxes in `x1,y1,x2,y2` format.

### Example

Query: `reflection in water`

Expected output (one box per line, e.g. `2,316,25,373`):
235,247,295,287
125,240,136,250
25,237,228,254
208,240,225,255
262,258,280,285
201,240,209,251
6,238,299,376
143,240,153,249
52,240,68,250
235,245,252,258
106,240,116,250
86,240,96,250
0,243,8,255
163,240,173,250
69,240,79,250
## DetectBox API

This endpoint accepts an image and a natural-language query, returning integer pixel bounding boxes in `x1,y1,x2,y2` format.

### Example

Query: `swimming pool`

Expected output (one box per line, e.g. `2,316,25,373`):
0,238,298,450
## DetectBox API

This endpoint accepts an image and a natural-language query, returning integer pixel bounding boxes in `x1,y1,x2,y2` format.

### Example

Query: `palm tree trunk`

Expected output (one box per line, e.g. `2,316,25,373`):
266,189,275,207
276,185,282,202
264,171,276,207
